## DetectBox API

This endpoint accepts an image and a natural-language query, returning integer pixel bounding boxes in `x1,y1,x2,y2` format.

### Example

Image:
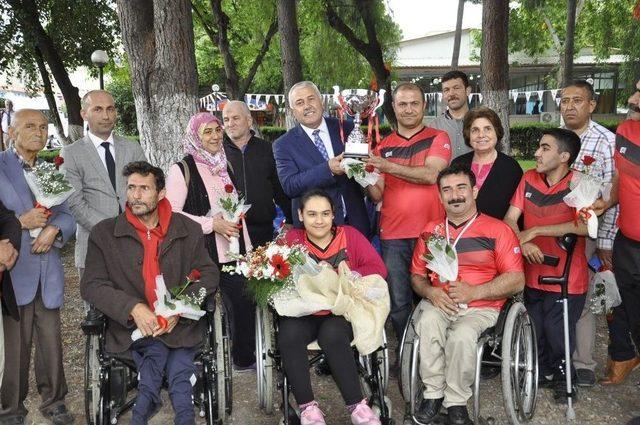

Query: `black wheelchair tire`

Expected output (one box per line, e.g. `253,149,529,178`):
84,335,101,425
214,294,233,420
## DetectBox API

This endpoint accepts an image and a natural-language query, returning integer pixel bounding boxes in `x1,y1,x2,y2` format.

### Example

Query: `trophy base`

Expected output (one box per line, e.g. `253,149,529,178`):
343,142,370,159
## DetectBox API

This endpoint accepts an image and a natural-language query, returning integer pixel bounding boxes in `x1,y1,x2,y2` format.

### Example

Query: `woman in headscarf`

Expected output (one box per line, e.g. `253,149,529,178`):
166,112,256,370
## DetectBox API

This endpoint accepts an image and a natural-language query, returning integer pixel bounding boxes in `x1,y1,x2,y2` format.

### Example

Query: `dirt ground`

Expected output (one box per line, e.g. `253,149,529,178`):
20,243,640,424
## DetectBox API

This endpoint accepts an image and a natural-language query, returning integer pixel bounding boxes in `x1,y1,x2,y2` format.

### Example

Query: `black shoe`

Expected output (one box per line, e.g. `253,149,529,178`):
414,397,443,423
389,358,399,379
538,374,554,389
447,405,473,425
553,381,578,405
314,357,331,376
575,368,596,387
479,365,500,380
0,416,25,425
43,405,75,425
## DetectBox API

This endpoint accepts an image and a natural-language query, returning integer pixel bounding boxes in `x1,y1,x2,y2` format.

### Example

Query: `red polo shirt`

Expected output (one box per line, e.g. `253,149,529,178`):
615,119,640,242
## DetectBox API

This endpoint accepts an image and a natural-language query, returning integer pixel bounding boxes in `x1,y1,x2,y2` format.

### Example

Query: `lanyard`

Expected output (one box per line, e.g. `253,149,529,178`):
445,213,479,249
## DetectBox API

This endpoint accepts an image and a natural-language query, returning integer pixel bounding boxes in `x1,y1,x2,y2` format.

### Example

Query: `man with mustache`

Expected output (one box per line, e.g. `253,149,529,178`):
410,164,524,424
559,80,621,387
504,128,588,404
273,81,370,237
366,82,451,355
592,80,640,397
432,70,473,159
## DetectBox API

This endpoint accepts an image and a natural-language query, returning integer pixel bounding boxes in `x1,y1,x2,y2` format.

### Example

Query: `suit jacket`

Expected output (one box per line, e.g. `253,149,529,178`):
0,199,21,320
61,134,146,268
273,117,370,237
0,150,76,308
81,212,219,353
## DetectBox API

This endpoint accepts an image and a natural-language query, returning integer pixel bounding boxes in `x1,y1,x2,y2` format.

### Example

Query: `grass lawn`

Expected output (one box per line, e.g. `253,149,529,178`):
518,159,536,170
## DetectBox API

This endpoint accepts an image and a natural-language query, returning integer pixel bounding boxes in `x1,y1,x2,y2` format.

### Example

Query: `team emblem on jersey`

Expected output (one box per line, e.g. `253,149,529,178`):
513,247,521,254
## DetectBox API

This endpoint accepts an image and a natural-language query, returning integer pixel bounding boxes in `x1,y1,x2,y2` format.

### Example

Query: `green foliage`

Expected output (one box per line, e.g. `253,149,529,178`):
105,59,139,137
259,124,393,142
0,0,119,92
38,148,60,162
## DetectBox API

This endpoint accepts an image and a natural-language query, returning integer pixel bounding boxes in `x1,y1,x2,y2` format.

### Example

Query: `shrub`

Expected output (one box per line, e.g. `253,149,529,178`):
259,124,393,143
38,149,61,162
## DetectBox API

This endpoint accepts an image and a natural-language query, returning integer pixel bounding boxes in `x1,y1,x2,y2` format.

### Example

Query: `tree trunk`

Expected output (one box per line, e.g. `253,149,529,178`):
34,47,70,145
117,0,199,171
480,0,510,154
451,0,465,69
210,0,240,99
7,0,84,141
562,0,578,87
277,0,303,130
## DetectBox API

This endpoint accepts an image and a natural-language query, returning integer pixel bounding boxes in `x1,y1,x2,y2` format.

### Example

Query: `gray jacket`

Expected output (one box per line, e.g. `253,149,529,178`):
61,134,146,268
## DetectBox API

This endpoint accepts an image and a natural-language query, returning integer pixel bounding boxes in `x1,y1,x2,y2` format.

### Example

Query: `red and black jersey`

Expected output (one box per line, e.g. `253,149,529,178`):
411,214,524,310
510,170,588,294
304,226,349,269
373,127,451,240
615,119,640,242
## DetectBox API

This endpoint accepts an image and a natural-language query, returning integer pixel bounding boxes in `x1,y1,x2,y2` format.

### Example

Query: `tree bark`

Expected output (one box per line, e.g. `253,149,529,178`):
7,0,84,141
325,0,395,127
562,0,578,87
451,0,465,69
117,0,199,171
277,0,304,129
480,0,510,154
34,47,70,145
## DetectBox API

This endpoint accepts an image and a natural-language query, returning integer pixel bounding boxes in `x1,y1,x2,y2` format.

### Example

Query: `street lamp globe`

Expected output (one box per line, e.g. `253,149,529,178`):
91,50,109,67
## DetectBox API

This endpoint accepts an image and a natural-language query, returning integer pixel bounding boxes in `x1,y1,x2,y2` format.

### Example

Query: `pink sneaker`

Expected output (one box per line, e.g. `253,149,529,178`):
350,399,382,425
300,402,326,425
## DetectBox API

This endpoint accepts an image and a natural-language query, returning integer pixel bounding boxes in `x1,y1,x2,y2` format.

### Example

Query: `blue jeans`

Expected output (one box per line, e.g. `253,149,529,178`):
381,238,417,341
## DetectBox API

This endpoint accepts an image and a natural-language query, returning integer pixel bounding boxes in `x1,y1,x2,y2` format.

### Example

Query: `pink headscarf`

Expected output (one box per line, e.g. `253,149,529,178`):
182,112,232,185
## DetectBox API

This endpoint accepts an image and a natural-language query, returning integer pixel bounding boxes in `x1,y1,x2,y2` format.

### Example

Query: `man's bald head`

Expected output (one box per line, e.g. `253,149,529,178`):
81,90,117,139
10,109,48,156
223,101,253,144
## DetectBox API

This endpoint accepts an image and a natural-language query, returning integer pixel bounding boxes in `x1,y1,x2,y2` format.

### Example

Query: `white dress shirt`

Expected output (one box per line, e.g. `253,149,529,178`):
300,118,336,158
87,131,115,170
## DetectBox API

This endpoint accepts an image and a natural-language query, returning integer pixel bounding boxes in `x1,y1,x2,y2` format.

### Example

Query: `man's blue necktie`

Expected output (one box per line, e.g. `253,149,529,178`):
312,129,330,161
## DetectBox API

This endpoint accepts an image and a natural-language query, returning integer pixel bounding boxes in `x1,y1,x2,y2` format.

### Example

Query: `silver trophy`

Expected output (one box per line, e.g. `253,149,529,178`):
333,86,386,159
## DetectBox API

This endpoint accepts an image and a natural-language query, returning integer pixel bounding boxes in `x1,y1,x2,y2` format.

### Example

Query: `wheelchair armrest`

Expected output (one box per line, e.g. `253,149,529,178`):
203,293,216,314
81,307,106,336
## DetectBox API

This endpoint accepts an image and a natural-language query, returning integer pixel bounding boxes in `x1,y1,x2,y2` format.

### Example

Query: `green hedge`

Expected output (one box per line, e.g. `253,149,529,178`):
38,149,61,162
260,124,393,143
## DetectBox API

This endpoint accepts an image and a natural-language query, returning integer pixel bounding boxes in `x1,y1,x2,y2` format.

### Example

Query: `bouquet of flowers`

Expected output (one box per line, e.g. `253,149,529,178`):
131,270,207,341
217,183,251,255
24,156,74,238
221,236,312,307
563,155,605,239
340,158,380,188
588,269,621,315
419,226,467,309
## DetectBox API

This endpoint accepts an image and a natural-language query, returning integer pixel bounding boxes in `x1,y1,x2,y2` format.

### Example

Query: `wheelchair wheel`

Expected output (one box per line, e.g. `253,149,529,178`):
214,293,233,419
84,335,101,425
501,301,538,424
256,306,275,414
398,304,423,415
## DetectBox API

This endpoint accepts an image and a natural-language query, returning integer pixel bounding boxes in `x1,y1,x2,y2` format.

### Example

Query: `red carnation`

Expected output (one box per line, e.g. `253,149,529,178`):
54,155,64,168
157,316,168,329
269,254,291,280
187,269,201,282
224,184,234,194
582,155,596,166
365,164,375,173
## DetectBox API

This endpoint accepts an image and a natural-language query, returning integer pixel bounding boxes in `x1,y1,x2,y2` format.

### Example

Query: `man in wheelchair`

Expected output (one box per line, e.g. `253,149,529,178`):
410,164,525,425
505,129,588,403
81,161,219,424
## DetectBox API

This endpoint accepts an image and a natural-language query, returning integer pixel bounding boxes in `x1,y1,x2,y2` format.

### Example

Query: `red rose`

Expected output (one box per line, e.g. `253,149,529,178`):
157,316,168,329
54,155,64,168
365,164,375,173
187,269,201,282
420,231,431,241
582,155,596,166
269,254,291,280
224,184,234,194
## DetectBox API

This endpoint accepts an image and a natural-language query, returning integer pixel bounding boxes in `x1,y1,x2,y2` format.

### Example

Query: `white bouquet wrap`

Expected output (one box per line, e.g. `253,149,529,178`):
340,158,380,188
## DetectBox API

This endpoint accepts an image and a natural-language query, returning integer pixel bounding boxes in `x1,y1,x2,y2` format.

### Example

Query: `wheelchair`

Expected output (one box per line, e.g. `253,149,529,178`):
255,306,394,424
81,291,233,425
399,297,538,425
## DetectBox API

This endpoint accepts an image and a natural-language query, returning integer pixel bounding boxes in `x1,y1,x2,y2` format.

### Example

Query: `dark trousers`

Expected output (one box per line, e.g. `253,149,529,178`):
278,314,362,406
381,238,417,342
130,338,196,425
219,271,256,367
607,304,637,361
0,291,68,418
613,231,640,353
524,287,586,377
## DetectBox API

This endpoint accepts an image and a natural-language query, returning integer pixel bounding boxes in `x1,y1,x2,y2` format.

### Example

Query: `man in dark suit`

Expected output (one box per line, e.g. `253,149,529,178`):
273,81,370,237
0,200,21,388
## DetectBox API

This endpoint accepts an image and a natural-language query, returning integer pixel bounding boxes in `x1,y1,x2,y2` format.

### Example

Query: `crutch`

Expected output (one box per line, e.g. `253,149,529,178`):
539,233,578,421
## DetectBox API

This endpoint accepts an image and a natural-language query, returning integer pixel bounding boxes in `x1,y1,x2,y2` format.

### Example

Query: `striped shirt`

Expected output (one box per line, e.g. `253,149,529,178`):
562,120,618,250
